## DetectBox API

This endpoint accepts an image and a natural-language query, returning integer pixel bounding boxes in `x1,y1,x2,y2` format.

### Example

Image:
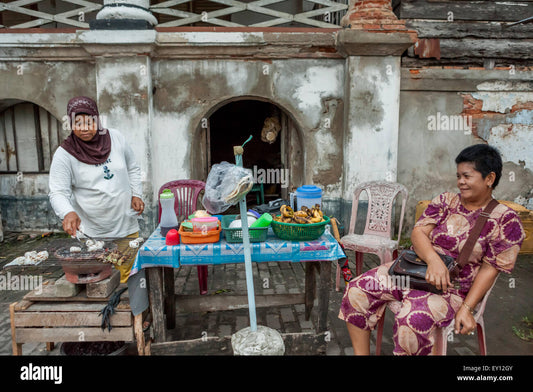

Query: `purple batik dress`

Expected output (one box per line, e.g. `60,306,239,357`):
338,192,525,355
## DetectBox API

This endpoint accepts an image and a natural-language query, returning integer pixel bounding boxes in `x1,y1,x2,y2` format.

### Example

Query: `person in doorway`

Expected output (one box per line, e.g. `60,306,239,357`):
339,144,525,355
48,96,144,282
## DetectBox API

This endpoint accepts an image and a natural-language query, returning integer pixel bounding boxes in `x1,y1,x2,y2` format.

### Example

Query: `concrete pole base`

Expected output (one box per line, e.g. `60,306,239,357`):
231,325,285,356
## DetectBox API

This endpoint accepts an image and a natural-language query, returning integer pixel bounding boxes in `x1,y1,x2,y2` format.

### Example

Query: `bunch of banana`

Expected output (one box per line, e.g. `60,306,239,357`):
273,204,325,224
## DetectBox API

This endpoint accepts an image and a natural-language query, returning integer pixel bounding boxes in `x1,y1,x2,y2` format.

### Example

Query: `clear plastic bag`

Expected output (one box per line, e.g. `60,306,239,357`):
202,161,254,214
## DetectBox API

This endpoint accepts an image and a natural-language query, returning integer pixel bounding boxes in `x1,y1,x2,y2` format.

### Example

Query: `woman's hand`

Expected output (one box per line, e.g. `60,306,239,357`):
131,196,145,215
63,211,81,237
454,304,476,335
412,225,453,293
425,257,453,293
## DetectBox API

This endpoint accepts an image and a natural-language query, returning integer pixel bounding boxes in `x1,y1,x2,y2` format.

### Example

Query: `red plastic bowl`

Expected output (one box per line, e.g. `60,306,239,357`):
165,229,180,245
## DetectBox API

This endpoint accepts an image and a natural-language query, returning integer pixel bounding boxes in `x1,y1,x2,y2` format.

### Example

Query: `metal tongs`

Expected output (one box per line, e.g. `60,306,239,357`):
71,227,97,250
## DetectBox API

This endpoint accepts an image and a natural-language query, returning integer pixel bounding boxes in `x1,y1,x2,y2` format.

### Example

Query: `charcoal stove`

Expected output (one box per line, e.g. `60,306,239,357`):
51,239,118,284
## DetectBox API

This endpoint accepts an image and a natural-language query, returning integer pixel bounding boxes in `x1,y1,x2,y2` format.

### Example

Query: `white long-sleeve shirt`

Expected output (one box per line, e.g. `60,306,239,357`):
49,128,142,238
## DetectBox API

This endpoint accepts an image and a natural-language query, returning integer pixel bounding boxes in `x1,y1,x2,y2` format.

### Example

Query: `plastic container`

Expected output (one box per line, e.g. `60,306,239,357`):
221,215,268,243
160,189,179,237
290,185,322,211
181,221,193,232
250,213,273,228
179,222,221,244
165,229,180,245
228,212,258,228
191,216,219,232
248,209,261,219
188,210,211,220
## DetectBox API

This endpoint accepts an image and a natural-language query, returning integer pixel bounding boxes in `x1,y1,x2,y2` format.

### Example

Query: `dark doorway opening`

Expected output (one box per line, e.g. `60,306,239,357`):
208,100,284,206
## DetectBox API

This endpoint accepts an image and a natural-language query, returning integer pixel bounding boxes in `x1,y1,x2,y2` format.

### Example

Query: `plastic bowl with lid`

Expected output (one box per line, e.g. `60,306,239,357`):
191,216,219,232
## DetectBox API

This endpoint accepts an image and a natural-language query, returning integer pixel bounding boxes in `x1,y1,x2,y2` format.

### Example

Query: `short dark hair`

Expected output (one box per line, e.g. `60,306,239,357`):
455,144,503,189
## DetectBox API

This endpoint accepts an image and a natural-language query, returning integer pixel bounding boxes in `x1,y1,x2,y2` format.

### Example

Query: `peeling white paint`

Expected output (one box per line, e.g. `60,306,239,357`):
78,30,156,44
476,81,533,92
0,33,77,45
471,92,533,113
167,32,265,45
290,65,343,127
488,124,533,170
150,111,194,199
343,56,401,200
97,59,151,94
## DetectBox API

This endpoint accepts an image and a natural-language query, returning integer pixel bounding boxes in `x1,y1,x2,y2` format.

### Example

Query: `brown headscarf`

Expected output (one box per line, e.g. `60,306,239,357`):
60,96,112,165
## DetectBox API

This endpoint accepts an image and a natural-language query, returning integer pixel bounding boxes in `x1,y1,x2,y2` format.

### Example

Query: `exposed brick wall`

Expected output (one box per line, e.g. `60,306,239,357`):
461,93,533,139
341,0,418,40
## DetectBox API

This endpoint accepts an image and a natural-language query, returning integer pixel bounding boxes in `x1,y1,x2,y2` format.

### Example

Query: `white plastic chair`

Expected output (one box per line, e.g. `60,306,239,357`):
337,181,408,290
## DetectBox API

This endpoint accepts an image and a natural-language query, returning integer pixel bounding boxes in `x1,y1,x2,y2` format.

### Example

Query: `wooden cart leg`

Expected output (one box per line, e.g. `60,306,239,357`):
147,267,166,342
134,313,145,355
304,262,316,321
46,342,54,351
163,267,176,330
9,303,22,355
316,260,332,333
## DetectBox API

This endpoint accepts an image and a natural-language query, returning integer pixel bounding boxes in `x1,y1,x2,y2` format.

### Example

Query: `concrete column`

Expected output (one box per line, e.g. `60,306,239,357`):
94,54,155,235
342,55,402,187
93,0,158,29
336,0,417,226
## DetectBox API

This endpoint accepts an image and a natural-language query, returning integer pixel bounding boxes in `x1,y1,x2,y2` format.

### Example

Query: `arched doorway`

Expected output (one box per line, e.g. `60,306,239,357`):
197,98,304,206
0,99,65,233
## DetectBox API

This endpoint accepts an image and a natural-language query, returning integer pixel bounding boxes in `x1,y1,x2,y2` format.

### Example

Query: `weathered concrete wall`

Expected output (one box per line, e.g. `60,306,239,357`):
0,54,347,236
0,61,96,232
399,71,533,232
398,90,475,230
0,61,96,118
1,31,531,242
151,58,345,206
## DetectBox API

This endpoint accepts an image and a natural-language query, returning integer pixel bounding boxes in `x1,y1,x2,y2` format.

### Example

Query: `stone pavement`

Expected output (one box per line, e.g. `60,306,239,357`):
0,232,532,356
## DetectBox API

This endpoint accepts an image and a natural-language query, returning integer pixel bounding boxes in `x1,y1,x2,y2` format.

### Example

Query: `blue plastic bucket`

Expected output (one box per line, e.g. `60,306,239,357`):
292,185,322,210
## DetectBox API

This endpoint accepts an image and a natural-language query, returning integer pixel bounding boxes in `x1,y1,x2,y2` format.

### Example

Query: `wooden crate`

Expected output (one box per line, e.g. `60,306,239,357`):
10,299,148,355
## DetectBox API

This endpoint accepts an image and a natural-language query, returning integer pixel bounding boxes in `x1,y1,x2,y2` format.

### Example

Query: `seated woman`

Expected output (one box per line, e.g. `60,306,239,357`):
338,144,526,355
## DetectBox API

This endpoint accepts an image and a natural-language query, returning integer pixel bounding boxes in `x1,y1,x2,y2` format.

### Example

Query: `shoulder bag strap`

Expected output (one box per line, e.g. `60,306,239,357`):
455,198,500,268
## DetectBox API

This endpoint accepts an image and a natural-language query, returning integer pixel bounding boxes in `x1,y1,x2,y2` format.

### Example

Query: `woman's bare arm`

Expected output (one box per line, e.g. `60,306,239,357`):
454,262,499,334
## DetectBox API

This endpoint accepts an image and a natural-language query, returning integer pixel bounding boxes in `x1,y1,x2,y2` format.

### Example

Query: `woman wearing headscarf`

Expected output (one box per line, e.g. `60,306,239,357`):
49,96,144,281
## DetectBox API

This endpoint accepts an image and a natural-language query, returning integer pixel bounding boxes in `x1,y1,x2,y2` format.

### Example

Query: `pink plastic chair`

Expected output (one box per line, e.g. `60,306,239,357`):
375,278,497,355
158,180,208,295
337,181,408,290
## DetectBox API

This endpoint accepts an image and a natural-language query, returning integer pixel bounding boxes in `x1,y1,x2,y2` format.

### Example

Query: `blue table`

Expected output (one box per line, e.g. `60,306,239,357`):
132,224,346,343
132,225,346,272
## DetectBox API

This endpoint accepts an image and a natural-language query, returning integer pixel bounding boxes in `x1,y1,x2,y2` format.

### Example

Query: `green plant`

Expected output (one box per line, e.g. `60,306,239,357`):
512,315,533,342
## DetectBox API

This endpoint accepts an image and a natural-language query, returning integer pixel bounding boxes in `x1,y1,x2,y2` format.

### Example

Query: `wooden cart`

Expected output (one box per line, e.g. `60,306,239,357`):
10,280,149,356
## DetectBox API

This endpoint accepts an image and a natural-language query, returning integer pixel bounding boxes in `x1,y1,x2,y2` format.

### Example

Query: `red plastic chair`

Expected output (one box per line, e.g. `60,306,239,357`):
158,180,208,295
337,181,408,290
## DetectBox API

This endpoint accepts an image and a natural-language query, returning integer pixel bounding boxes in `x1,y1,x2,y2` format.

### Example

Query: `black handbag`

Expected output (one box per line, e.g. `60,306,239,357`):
388,199,499,294
388,250,456,294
